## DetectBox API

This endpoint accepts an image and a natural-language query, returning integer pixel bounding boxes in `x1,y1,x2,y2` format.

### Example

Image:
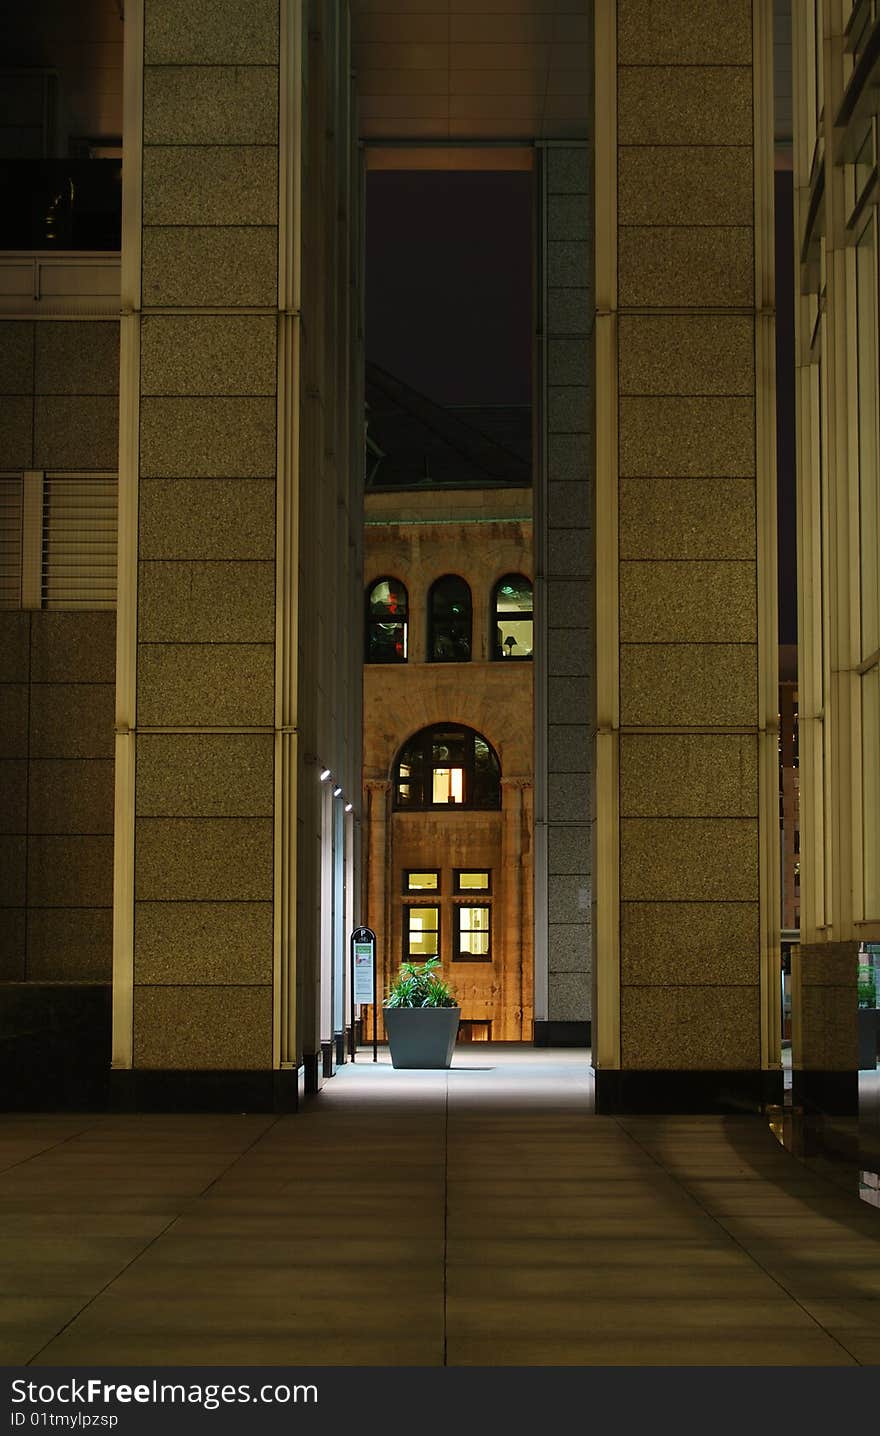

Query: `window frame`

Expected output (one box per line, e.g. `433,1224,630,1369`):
403,869,441,894
403,903,441,961
453,869,492,894
491,572,533,661
393,724,502,811
365,575,408,665
428,573,472,663
453,902,492,962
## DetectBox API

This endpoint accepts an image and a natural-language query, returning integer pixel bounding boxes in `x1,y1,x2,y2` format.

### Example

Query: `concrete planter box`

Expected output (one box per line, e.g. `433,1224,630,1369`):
383,1005,460,1069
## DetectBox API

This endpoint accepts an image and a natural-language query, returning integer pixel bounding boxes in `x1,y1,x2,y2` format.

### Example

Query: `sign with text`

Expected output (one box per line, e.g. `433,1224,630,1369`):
351,927,376,1004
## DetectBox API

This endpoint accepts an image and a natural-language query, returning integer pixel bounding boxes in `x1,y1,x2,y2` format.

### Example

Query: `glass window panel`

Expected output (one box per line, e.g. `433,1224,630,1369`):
366,578,408,664
407,907,439,958
456,871,490,891
496,617,533,659
863,667,880,918
455,904,491,960
430,575,472,661
432,767,464,804
406,871,439,891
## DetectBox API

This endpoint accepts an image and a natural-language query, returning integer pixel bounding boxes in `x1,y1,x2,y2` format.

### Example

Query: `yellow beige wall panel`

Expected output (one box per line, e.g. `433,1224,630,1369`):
0,760,26,832
618,67,752,147
0,836,26,905
617,0,751,65
143,66,278,146
619,315,754,398
0,616,29,681
139,480,276,562
140,397,277,477
619,478,755,561
0,323,34,392
135,902,273,985
136,645,274,728
620,644,757,727
144,0,279,64
140,315,277,398
27,909,112,983
619,734,758,818
142,227,278,309
619,818,759,902
618,147,752,227
619,397,755,478
618,226,754,308
799,985,859,1070
621,901,760,985
29,685,114,759
28,759,114,834
619,560,756,643
0,398,35,467
549,971,590,1022
31,614,115,683
135,817,273,902
136,734,274,818
0,685,29,757
35,323,119,396
620,986,760,1069
27,835,113,906
33,397,118,469
132,986,272,1070
142,146,278,226
137,561,275,643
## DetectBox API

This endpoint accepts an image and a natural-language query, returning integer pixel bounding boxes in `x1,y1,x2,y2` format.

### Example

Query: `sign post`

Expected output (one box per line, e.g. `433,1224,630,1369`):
350,926,377,1063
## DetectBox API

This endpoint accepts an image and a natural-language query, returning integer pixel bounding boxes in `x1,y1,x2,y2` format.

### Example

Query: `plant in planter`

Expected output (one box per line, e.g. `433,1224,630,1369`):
383,957,460,1069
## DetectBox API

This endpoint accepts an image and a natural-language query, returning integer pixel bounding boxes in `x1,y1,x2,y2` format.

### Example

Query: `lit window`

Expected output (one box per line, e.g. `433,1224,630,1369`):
429,575,471,661
366,577,408,663
405,906,439,959
393,725,501,810
492,573,532,660
454,904,491,961
455,870,491,893
405,870,440,892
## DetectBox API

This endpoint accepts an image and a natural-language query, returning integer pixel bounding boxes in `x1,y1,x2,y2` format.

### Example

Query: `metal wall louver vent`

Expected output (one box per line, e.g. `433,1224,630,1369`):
0,475,23,609
42,475,117,609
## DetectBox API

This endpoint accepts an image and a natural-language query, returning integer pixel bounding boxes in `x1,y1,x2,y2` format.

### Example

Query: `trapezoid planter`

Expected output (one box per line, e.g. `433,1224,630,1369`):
382,1005,460,1069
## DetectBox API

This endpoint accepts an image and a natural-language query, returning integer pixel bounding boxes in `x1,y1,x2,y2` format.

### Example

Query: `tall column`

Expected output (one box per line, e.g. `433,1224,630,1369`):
592,0,779,1111
113,0,302,1108
534,140,594,1047
500,777,525,1041
364,778,390,1038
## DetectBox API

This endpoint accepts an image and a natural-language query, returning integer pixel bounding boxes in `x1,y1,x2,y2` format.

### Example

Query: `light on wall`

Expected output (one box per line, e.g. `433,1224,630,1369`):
333,785,343,798
345,802,353,813
320,769,332,782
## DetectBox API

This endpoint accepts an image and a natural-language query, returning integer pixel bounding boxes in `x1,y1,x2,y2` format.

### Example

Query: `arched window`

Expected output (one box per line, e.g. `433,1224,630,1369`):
492,573,533,660
366,577,408,663
394,724,501,810
428,575,471,662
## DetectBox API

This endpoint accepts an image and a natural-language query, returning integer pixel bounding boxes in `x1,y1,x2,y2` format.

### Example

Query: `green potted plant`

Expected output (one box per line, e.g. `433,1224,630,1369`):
383,957,460,1069
858,965,878,1070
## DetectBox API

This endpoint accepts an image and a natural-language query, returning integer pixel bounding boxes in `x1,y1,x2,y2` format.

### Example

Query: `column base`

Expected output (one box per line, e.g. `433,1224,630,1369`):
791,1069,859,1117
303,1050,323,1094
110,1067,304,1113
533,1020,591,1047
593,1068,783,1114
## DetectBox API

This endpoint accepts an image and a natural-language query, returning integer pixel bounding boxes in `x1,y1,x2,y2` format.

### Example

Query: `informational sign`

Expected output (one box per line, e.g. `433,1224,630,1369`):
352,928,375,1004
349,926,378,1063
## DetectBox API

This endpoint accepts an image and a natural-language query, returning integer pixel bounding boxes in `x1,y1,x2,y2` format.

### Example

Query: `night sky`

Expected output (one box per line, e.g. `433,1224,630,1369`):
366,166,798,642
365,170,533,407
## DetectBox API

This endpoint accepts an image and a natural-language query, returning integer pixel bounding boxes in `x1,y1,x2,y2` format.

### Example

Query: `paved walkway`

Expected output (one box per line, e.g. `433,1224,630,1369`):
1,1047,878,1366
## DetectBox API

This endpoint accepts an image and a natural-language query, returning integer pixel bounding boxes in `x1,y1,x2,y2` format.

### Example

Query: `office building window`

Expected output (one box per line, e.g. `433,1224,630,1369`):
454,870,491,893
394,724,501,810
366,576,408,662
492,573,532,659
454,904,491,961
404,870,440,892
405,905,439,960
429,574,471,661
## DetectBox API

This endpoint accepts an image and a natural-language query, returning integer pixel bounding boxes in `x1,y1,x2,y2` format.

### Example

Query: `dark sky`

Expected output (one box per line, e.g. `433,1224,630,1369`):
365,165,797,643
365,170,533,407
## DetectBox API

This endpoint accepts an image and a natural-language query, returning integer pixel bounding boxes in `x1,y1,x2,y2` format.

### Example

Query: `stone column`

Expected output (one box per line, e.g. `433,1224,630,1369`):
112,0,300,1108
534,141,594,1047
364,778,390,1040
592,0,779,1111
500,777,525,1040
